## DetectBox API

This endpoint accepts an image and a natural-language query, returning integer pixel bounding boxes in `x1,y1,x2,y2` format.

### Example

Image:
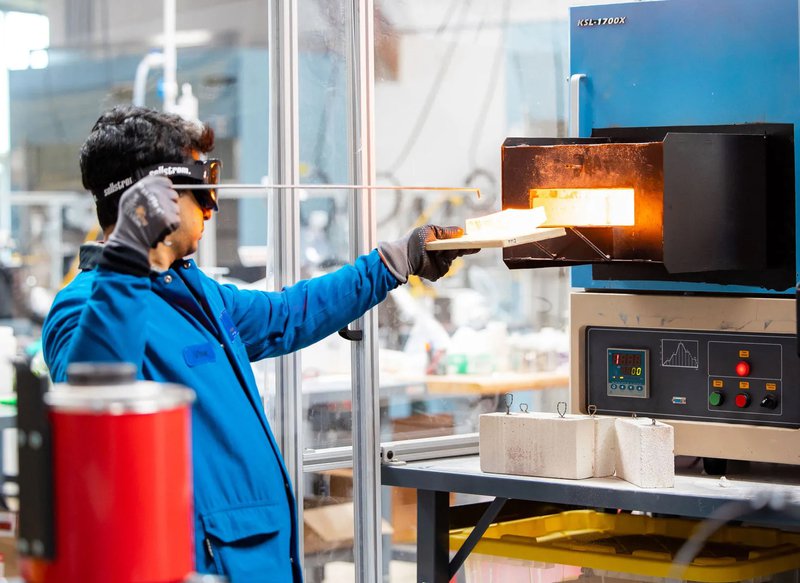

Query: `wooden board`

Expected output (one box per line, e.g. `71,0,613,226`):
425,371,569,395
425,226,566,250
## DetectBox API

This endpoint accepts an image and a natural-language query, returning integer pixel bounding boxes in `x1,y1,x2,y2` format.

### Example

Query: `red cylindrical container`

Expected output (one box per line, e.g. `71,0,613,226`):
30,363,195,583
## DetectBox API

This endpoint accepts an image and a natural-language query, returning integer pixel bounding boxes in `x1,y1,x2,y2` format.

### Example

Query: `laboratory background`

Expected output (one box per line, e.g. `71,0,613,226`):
3,0,800,582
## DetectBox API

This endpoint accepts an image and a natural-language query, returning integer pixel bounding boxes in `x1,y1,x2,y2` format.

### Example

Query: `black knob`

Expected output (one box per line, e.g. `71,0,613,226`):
760,394,779,410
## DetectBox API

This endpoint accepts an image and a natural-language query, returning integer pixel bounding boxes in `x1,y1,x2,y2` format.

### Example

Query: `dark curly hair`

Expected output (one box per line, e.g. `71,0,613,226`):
80,105,215,229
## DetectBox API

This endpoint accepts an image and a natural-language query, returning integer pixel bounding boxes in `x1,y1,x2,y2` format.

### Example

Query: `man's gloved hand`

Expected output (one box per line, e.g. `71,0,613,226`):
378,225,478,283
106,175,181,259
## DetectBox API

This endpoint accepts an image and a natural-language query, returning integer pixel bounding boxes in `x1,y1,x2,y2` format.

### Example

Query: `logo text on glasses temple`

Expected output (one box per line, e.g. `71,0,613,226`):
148,165,192,178
103,177,134,197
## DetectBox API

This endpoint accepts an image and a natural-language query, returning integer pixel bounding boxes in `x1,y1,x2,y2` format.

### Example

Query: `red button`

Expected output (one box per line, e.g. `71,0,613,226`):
735,361,750,377
735,393,751,408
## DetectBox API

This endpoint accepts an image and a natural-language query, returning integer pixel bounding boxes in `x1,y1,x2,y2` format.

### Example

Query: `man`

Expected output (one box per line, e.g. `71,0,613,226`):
42,105,475,581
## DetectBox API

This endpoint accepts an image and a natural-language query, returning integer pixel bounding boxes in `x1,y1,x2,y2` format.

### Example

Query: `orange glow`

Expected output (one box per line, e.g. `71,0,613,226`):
529,188,635,227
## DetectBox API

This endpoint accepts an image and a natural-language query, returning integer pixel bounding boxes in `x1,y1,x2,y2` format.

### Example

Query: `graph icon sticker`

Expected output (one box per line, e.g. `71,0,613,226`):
661,339,699,369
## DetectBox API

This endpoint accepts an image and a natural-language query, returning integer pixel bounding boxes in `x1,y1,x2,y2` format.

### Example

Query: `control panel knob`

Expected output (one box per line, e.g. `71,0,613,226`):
735,361,751,377
735,392,751,408
708,391,724,407
760,394,779,410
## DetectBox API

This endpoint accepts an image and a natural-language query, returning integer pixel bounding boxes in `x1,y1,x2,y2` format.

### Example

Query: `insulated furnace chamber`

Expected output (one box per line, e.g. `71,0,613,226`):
501,0,800,466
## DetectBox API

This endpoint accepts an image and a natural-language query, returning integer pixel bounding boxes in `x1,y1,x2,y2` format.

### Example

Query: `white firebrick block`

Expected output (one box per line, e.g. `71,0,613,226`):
479,412,595,479
592,416,617,478
614,417,675,488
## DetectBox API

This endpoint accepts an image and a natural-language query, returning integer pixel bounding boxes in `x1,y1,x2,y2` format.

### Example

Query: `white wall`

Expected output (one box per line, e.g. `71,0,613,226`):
375,28,507,195
48,0,269,48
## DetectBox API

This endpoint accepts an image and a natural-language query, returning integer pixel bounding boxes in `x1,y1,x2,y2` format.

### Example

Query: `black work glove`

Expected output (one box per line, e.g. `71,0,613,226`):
100,175,180,276
378,225,478,283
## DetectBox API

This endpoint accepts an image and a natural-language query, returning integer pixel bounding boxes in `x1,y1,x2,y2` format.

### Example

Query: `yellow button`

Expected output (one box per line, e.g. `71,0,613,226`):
739,381,749,389
766,382,777,391
739,350,750,358
712,379,723,388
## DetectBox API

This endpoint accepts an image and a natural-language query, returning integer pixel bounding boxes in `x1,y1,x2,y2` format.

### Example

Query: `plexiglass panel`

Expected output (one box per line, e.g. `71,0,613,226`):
373,2,595,580
374,0,572,443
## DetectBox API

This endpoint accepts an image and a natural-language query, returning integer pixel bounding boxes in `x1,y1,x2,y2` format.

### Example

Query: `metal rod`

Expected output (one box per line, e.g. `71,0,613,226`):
172,183,482,197
530,240,559,259
303,446,355,473
162,0,178,113
381,433,479,464
347,0,382,580
9,192,86,204
303,433,481,472
0,13,10,239
569,226,611,259
449,497,509,579
46,204,63,291
268,0,304,563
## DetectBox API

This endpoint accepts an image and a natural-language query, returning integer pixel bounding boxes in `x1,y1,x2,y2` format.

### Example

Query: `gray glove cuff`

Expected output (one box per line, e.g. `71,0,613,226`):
99,241,151,277
105,230,150,264
377,238,412,284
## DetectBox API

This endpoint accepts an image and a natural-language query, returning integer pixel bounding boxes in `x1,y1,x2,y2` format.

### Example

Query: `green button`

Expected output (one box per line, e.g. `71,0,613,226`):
709,391,724,407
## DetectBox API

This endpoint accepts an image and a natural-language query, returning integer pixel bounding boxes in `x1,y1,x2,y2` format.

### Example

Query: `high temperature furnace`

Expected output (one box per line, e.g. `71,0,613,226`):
502,0,800,470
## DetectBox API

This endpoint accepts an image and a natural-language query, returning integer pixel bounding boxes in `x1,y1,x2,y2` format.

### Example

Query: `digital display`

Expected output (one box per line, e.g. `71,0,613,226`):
607,348,647,381
604,346,649,399
613,353,641,366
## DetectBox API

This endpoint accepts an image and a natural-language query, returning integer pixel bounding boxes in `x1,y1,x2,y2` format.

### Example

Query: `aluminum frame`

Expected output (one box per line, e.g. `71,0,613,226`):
381,433,479,464
0,13,10,239
267,0,304,558
302,434,481,474
344,1,382,581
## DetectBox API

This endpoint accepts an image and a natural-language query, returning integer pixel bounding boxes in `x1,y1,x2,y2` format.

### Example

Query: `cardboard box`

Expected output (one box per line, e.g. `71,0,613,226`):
391,487,456,545
0,536,16,577
391,487,417,544
304,502,392,556
392,413,454,440
388,414,455,543
0,511,17,576
324,468,353,500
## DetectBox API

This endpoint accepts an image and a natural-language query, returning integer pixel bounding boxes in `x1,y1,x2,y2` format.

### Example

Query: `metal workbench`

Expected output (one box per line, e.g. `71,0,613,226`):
381,455,800,583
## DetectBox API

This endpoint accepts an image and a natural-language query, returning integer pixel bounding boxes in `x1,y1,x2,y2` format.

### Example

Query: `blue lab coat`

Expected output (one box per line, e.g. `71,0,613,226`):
43,245,399,582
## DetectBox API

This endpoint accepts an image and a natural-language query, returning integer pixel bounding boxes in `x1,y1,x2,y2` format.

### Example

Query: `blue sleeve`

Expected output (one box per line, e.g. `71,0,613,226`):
219,249,400,361
42,269,152,382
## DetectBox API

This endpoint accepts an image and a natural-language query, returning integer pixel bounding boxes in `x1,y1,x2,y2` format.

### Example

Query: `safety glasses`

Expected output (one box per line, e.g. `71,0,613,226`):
139,159,222,212
100,159,223,212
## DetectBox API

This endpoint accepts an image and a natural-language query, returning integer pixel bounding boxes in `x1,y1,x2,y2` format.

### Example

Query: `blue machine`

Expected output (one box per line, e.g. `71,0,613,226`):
502,0,800,468
569,0,800,295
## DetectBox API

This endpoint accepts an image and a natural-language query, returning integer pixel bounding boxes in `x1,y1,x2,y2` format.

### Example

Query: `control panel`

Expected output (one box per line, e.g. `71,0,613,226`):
607,348,649,398
586,327,800,427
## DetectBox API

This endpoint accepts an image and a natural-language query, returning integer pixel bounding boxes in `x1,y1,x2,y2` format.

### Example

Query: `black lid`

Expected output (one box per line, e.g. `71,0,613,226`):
66,362,137,386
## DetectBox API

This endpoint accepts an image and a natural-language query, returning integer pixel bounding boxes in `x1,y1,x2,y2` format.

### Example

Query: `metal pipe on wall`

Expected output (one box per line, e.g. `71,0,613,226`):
162,0,178,113
345,0,383,581
0,13,11,241
133,52,165,108
267,0,304,560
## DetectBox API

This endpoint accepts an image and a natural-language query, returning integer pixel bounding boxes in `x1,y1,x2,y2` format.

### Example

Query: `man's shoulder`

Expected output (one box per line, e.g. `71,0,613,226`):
45,272,97,323
55,270,97,300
